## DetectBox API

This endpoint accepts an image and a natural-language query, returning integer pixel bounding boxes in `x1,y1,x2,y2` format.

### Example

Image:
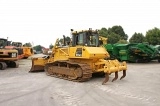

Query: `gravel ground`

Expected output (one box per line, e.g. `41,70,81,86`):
0,54,160,106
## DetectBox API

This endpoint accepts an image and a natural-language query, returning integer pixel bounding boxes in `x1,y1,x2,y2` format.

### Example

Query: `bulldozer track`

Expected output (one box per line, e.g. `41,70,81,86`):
44,60,92,82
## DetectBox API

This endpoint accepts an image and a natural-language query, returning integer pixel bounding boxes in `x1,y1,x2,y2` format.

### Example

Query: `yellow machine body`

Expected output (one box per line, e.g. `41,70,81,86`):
30,29,127,84
50,46,126,73
22,47,34,59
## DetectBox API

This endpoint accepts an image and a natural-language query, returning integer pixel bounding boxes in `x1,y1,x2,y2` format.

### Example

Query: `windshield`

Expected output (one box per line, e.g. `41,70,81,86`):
75,32,99,47
86,33,99,46
12,42,22,47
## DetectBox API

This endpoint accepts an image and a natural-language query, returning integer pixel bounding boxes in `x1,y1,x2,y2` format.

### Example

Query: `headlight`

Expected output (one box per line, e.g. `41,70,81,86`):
12,53,17,57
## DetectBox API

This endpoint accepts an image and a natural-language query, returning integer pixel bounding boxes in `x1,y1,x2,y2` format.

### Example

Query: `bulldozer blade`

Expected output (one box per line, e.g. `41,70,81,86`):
29,65,45,72
120,70,126,80
112,72,118,82
102,73,109,85
29,57,47,72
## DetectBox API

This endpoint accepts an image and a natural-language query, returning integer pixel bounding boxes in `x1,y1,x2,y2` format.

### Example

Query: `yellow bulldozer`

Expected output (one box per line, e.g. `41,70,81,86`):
0,38,19,70
29,29,127,84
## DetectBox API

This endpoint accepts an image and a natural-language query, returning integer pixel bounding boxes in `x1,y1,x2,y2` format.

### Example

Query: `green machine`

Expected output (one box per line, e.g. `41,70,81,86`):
104,43,160,63
151,45,160,62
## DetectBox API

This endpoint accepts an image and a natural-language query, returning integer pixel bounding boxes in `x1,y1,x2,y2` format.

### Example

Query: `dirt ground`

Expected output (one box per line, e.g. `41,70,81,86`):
0,54,160,106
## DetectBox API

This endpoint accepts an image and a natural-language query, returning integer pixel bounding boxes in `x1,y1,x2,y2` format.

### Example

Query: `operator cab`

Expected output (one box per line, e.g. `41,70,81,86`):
71,29,99,47
0,38,7,48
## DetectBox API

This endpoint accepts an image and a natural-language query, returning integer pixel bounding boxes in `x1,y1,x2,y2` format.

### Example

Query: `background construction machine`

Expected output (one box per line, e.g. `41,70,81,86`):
21,46,34,59
29,29,127,85
104,43,160,63
11,42,24,59
0,38,19,70
12,42,34,59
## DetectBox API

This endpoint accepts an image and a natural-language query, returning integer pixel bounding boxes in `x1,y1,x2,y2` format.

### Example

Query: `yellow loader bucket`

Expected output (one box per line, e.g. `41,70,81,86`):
29,57,48,72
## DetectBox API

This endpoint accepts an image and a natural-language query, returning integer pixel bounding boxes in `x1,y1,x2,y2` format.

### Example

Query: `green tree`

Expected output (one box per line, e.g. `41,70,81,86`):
99,27,108,37
109,25,128,40
129,32,145,43
99,25,128,44
107,33,120,44
59,36,71,45
23,42,32,47
49,44,54,49
65,36,71,42
33,45,42,51
146,27,160,45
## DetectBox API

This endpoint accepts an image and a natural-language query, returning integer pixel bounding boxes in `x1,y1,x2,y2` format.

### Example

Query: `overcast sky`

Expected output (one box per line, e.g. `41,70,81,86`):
0,0,160,48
